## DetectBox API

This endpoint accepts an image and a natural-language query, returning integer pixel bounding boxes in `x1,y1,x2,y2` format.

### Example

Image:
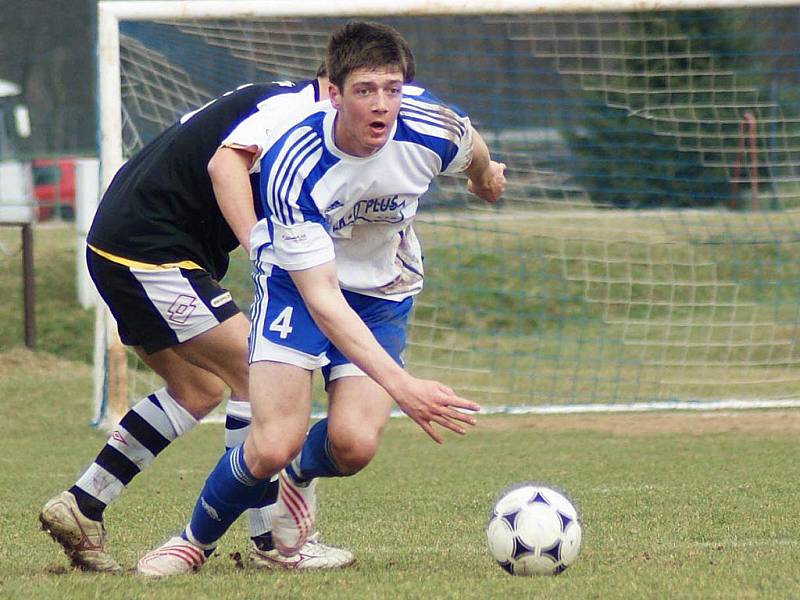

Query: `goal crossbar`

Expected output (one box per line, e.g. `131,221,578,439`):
100,0,800,21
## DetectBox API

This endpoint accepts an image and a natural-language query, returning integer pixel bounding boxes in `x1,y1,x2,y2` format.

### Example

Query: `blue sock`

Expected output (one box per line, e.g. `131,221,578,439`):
288,418,344,483
186,445,270,546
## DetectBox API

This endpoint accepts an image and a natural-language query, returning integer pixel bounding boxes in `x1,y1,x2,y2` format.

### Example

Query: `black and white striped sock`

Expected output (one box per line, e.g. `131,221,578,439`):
70,387,197,521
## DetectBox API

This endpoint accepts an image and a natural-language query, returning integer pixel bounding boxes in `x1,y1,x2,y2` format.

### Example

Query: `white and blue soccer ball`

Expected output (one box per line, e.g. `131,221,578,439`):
485,483,582,576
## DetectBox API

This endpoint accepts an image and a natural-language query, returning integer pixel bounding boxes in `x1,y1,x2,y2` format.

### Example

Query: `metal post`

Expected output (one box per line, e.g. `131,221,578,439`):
21,222,35,348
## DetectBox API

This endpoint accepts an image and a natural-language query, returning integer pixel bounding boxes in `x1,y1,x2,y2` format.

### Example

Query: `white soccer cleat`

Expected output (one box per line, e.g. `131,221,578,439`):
247,533,355,570
272,470,317,556
39,491,123,573
137,536,206,577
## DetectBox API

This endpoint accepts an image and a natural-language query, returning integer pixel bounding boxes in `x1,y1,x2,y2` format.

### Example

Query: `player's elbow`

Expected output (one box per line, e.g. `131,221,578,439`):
302,280,348,332
207,149,229,182
207,146,253,181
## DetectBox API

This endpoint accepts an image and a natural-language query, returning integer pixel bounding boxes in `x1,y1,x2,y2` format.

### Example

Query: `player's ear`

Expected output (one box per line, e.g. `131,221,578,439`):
329,83,341,109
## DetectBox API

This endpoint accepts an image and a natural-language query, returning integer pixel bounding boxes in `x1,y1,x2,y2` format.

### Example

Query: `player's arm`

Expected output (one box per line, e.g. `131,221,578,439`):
208,145,259,253
288,261,480,444
463,127,506,204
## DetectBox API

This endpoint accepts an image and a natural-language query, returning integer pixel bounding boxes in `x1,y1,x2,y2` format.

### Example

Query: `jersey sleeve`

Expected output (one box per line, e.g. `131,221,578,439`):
270,220,334,270
400,85,474,176
442,116,474,175
258,123,335,270
221,92,312,172
219,110,272,171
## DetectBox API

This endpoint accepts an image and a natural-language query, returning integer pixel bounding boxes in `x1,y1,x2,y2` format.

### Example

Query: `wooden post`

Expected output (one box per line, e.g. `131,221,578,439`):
105,321,128,428
21,223,35,348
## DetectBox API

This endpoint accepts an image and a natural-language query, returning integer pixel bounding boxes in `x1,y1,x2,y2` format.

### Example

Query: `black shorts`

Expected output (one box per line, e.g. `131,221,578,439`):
87,247,242,354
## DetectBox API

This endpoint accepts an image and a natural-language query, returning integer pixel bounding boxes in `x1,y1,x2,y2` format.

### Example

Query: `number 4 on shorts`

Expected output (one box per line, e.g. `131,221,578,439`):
269,306,294,339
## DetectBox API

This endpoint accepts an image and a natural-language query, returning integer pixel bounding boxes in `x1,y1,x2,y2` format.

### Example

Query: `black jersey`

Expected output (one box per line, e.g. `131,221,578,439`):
88,80,321,281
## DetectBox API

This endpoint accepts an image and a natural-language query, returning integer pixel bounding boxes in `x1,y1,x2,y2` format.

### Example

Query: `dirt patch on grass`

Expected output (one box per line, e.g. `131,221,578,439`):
479,410,800,436
0,348,90,379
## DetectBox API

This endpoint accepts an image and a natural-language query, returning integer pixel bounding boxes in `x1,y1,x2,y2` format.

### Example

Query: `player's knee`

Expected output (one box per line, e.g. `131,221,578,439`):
248,430,305,479
218,361,249,400
329,431,380,475
167,379,226,418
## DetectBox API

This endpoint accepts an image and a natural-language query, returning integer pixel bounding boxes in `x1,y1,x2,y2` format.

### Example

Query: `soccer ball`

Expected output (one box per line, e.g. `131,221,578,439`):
485,483,582,576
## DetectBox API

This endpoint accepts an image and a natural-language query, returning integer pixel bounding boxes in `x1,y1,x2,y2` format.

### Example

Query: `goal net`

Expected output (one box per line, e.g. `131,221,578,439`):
95,0,800,423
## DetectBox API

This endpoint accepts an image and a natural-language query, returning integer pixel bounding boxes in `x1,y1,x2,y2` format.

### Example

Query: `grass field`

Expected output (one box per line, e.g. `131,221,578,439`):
7,214,800,409
3,348,800,599
2,223,800,598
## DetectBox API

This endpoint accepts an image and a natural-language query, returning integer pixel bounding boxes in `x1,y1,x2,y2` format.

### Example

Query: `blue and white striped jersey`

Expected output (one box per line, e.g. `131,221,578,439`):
250,85,474,301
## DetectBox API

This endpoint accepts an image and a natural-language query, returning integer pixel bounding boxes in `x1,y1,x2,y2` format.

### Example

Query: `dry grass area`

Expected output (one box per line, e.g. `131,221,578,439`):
479,410,800,436
0,347,91,378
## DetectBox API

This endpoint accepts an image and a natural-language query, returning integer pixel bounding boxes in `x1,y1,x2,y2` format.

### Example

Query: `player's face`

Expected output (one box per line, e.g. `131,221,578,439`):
329,67,403,157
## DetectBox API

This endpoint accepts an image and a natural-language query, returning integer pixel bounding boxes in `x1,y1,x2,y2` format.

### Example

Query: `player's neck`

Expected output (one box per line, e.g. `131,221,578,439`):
316,77,330,101
331,114,383,158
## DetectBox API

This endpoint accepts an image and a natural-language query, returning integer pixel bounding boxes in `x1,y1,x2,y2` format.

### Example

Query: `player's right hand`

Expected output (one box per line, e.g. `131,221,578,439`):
467,160,506,204
393,377,481,444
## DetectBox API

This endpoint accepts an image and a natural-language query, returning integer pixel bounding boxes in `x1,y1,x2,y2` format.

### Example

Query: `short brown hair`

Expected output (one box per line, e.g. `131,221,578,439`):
326,21,413,88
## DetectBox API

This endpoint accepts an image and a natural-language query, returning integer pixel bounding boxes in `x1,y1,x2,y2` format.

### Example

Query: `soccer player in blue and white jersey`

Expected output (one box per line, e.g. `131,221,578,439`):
39,68,354,573
137,21,506,576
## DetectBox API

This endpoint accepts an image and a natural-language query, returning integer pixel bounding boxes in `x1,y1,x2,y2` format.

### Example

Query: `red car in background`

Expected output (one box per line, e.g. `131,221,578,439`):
33,157,75,221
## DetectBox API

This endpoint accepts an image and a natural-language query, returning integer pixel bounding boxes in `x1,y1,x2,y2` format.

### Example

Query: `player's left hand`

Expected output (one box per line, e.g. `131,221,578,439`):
468,160,506,204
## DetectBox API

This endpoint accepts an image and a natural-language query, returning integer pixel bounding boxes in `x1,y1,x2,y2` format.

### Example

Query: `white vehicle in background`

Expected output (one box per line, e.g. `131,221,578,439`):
0,78,33,223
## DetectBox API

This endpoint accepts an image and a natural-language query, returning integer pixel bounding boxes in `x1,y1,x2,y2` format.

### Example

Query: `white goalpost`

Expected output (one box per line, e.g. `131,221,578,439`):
94,0,800,424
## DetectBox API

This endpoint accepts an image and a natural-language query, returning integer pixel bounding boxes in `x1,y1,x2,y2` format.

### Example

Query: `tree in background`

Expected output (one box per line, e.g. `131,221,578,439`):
559,10,766,209
0,0,94,157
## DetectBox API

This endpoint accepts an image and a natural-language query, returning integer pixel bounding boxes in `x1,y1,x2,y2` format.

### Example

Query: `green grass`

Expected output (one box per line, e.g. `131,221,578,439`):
3,221,800,597
0,224,94,362
3,349,800,598
5,218,800,407
408,211,800,404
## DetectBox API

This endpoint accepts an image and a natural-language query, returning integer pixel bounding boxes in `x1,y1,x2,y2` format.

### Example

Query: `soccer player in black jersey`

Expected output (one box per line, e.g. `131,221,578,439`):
39,69,355,572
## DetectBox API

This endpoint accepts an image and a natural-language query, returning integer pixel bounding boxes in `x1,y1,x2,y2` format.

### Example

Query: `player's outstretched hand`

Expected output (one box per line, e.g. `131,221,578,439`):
468,160,506,204
393,377,481,444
